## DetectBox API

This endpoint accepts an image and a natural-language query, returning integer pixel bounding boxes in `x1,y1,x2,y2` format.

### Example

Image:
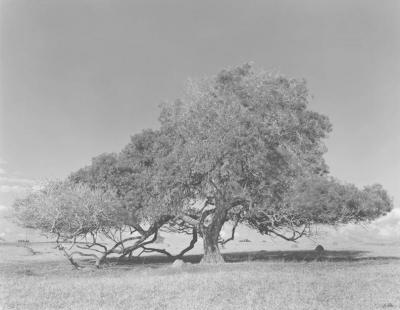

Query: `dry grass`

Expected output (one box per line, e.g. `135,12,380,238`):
1,259,400,310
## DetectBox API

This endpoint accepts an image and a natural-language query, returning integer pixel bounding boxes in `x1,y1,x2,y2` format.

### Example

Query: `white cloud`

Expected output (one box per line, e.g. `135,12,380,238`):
340,208,400,239
0,159,36,187
0,204,8,211
32,184,44,191
0,176,36,185
370,208,400,237
0,204,11,220
0,166,38,194
0,184,29,193
0,164,39,207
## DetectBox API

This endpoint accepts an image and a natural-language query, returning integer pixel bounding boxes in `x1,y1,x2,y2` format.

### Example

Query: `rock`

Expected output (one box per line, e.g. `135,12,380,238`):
254,250,268,260
315,245,325,252
154,235,165,244
171,259,185,268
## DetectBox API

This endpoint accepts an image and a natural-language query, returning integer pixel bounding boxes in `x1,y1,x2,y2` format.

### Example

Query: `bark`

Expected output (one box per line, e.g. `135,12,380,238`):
200,206,227,264
201,230,224,264
176,227,198,259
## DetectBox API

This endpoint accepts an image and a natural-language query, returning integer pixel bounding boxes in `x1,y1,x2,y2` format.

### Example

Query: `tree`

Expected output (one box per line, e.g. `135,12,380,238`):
156,63,392,263
13,63,393,266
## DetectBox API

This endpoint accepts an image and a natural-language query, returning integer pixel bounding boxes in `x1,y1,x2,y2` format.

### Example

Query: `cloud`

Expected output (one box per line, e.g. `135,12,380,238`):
0,184,29,193
341,208,400,240
0,204,11,221
0,163,38,206
370,208,400,237
0,204,8,211
0,164,38,194
0,176,36,185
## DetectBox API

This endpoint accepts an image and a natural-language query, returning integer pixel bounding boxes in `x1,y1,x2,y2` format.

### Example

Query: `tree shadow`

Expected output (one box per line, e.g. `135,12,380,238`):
223,250,400,263
2,249,399,278
114,249,400,266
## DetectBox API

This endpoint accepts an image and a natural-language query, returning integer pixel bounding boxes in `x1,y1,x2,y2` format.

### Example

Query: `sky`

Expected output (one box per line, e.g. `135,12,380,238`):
0,0,399,207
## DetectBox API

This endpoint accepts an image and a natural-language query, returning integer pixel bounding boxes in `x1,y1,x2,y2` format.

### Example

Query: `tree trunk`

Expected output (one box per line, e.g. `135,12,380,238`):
201,230,224,264
200,205,227,264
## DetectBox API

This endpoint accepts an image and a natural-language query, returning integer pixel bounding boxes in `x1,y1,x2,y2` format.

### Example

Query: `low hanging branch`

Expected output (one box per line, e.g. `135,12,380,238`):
51,216,175,268
245,208,314,243
56,243,81,269
128,227,198,260
175,227,198,258
266,225,309,242
219,217,240,245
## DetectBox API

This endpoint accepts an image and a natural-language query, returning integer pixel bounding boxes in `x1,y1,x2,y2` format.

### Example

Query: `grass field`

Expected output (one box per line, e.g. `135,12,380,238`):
1,255,400,310
1,208,400,310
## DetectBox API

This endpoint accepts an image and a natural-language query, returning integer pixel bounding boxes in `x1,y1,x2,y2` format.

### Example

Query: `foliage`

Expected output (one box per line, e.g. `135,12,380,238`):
13,180,124,238
159,64,334,211
69,130,185,223
287,178,393,225
246,176,393,240
118,129,187,220
65,131,198,266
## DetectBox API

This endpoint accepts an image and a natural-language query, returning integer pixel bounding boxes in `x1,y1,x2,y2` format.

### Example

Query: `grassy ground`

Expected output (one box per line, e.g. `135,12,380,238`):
1,211,400,310
1,257,400,310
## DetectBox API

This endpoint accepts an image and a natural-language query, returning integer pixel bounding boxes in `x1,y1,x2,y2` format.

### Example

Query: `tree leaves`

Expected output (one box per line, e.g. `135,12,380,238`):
13,181,124,238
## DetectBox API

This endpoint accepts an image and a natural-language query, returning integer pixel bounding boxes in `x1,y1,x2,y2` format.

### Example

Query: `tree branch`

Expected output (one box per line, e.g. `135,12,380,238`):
175,227,198,258
267,225,308,242
219,218,240,245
